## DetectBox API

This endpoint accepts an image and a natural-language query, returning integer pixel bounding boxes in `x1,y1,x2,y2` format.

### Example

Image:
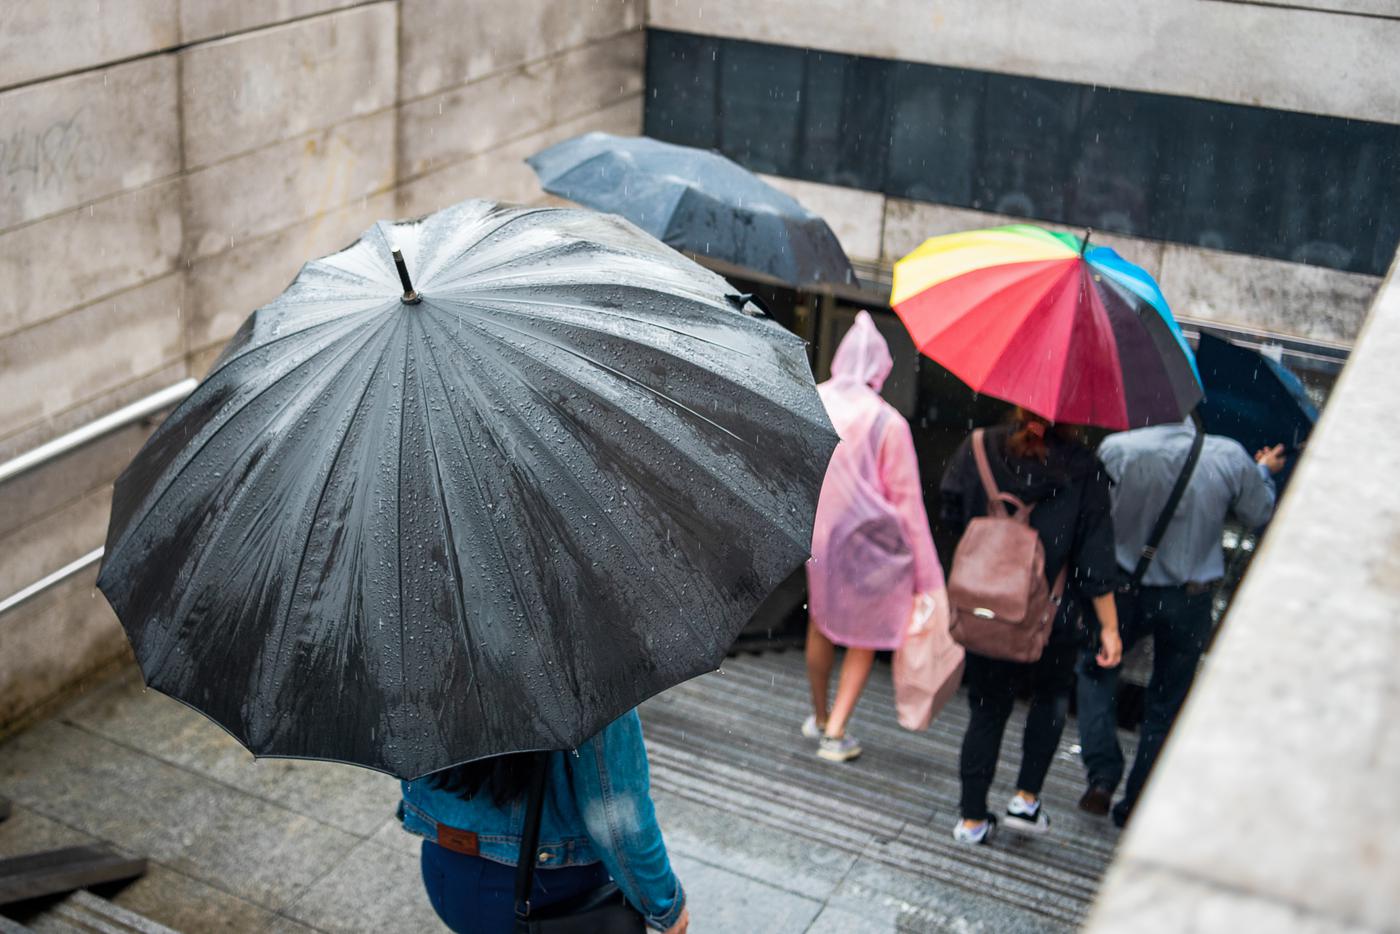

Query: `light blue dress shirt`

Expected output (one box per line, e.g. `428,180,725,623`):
1098,420,1276,587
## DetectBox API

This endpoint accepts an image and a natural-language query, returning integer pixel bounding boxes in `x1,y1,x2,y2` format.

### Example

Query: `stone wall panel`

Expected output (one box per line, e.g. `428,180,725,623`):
180,0,365,44
400,30,643,179
0,181,182,339
183,110,396,261
400,0,641,99
180,3,398,169
0,0,177,90
0,275,184,439
0,56,180,228
396,96,643,218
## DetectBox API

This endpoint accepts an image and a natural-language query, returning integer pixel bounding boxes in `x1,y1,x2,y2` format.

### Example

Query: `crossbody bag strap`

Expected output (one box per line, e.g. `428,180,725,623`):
1129,419,1205,587
513,752,552,925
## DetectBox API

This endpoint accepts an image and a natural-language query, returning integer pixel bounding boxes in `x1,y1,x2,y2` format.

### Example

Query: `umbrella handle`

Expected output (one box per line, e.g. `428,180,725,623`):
391,248,421,304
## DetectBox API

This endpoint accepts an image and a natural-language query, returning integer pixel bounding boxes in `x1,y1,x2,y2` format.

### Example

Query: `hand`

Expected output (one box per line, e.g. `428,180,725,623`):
1255,444,1287,475
663,907,690,934
1096,627,1122,668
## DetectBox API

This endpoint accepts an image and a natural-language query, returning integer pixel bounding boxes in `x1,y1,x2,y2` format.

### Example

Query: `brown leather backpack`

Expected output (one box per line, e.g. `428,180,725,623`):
947,429,1066,663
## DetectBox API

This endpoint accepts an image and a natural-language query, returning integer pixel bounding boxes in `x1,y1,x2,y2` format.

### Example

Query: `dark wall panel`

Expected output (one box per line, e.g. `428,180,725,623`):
645,29,1400,276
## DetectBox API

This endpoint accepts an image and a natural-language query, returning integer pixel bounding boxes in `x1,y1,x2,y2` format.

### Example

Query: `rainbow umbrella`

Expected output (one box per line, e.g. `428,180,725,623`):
891,225,1202,429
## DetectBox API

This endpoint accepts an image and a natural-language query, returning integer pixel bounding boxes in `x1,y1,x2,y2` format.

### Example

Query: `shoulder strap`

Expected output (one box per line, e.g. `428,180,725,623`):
971,429,1030,519
513,753,551,924
1129,421,1205,587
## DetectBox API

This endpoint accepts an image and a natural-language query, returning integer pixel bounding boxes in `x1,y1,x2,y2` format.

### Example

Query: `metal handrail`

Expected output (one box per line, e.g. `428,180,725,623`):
0,378,197,485
0,547,104,616
0,378,196,615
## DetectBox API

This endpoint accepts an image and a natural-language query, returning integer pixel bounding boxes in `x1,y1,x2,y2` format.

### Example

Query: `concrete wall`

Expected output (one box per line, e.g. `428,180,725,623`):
1085,251,1400,933
0,0,644,732
761,174,1381,346
648,0,1400,123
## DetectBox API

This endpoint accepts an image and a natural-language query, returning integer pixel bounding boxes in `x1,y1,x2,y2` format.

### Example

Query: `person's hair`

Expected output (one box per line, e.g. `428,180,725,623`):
426,752,536,806
1006,408,1080,462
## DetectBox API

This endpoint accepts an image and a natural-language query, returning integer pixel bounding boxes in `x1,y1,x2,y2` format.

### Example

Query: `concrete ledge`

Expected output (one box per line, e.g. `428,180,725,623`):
1086,254,1400,931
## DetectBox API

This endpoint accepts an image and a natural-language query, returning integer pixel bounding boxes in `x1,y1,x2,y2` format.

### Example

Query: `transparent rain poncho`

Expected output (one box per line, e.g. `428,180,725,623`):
806,312,943,650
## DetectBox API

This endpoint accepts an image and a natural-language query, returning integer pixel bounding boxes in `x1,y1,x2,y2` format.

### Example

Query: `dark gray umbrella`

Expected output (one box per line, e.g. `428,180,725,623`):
98,199,837,780
528,132,856,286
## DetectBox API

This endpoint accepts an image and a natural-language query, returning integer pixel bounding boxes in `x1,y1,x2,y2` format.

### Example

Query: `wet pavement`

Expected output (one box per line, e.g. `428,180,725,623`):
0,650,1124,932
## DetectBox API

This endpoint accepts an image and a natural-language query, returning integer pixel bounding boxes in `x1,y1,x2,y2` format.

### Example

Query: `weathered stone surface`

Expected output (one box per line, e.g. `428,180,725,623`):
0,803,98,858
283,839,443,932
0,485,109,599
880,197,1164,278
649,0,1400,122
180,0,364,44
399,29,643,179
759,174,885,263
0,719,363,910
396,95,643,218
0,0,177,90
0,180,182,338
180,3,397,169
64,671,400,838
112,861,290,934
0,567,127,730
0,56,180,228
184,191,395,354
0,274,184,439
668,852,823,933
183,109,395,261
400,0,641,99
1086,266,1400,930
1157,245,1380,344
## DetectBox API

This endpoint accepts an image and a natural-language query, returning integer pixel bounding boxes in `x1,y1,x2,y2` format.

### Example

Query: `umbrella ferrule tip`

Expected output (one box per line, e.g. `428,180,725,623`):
400,291,421,305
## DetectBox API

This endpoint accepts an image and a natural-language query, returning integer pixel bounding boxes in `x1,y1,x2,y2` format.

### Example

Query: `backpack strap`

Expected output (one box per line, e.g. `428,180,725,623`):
971,429,1030,520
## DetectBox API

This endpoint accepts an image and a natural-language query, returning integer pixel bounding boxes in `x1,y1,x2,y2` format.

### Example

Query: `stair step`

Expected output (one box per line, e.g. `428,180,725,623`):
38,892,178,934
0,849,146,907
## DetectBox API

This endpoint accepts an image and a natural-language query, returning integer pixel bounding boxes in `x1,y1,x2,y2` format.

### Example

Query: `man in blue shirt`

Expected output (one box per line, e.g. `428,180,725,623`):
1076,418,1286,826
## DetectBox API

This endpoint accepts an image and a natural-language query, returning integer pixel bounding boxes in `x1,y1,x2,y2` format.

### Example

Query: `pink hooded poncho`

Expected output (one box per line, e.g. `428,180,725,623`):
806,312,942,650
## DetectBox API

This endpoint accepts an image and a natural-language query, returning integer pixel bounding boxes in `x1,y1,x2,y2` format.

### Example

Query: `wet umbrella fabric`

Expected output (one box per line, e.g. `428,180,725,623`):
1195,333,1318,487
527,132,856,286
891,225,1202,429
97,199,838,780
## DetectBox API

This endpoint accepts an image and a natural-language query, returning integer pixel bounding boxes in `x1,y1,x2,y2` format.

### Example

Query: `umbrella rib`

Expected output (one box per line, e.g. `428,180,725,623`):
416,330,577,743
207,304,384,376
417,331,492,732
433,307,818,561
108,315,394,560
265,318,403,709
428,317,720,659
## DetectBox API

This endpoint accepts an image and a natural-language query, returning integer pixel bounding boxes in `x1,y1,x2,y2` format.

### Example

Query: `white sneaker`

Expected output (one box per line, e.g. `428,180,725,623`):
816,734,862,762
1005,795,1050,834
952,816,996,845
801,715,825,740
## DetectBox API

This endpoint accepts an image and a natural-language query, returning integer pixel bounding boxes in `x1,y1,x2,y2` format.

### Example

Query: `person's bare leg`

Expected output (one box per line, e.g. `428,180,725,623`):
825,648,876,738
805,621,835,727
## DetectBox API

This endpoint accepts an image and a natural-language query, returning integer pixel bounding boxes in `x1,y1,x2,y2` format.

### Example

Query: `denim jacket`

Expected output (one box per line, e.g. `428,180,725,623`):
401,711,685,931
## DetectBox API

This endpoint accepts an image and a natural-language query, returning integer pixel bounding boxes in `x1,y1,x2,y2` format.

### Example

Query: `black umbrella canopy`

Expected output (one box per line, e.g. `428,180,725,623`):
528,132,856,286
98,199,837,780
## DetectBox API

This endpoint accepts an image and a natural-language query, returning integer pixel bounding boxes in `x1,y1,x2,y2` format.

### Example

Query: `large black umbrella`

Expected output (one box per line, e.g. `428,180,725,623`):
527,132,856,286
98,199,837,780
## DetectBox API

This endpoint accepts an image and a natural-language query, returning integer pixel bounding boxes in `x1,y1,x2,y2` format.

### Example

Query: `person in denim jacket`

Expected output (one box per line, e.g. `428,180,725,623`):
401,710,689,933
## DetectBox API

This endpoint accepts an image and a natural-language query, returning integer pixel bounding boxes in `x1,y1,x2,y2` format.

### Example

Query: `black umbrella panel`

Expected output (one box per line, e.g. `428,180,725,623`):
528,132,856,287
98,200,838,779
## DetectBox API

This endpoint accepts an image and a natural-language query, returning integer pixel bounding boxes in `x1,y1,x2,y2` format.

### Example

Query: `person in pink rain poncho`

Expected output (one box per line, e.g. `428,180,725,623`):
804,311,942,762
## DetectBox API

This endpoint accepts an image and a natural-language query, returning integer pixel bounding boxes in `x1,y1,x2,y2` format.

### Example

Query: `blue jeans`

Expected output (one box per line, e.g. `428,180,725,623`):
1076,585,1214,821
420,840,611,934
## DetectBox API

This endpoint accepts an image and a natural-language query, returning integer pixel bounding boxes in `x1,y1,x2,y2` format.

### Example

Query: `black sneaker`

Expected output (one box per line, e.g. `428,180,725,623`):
1004,795,1050,834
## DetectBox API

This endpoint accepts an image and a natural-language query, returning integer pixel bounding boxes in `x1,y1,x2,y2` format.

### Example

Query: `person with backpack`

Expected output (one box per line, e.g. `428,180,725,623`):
804,311,943,762
941,410,1122,844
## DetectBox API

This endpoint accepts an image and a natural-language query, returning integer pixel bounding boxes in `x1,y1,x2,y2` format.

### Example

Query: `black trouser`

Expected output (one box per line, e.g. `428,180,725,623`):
958,641,1078,821
1076,584,1214,822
